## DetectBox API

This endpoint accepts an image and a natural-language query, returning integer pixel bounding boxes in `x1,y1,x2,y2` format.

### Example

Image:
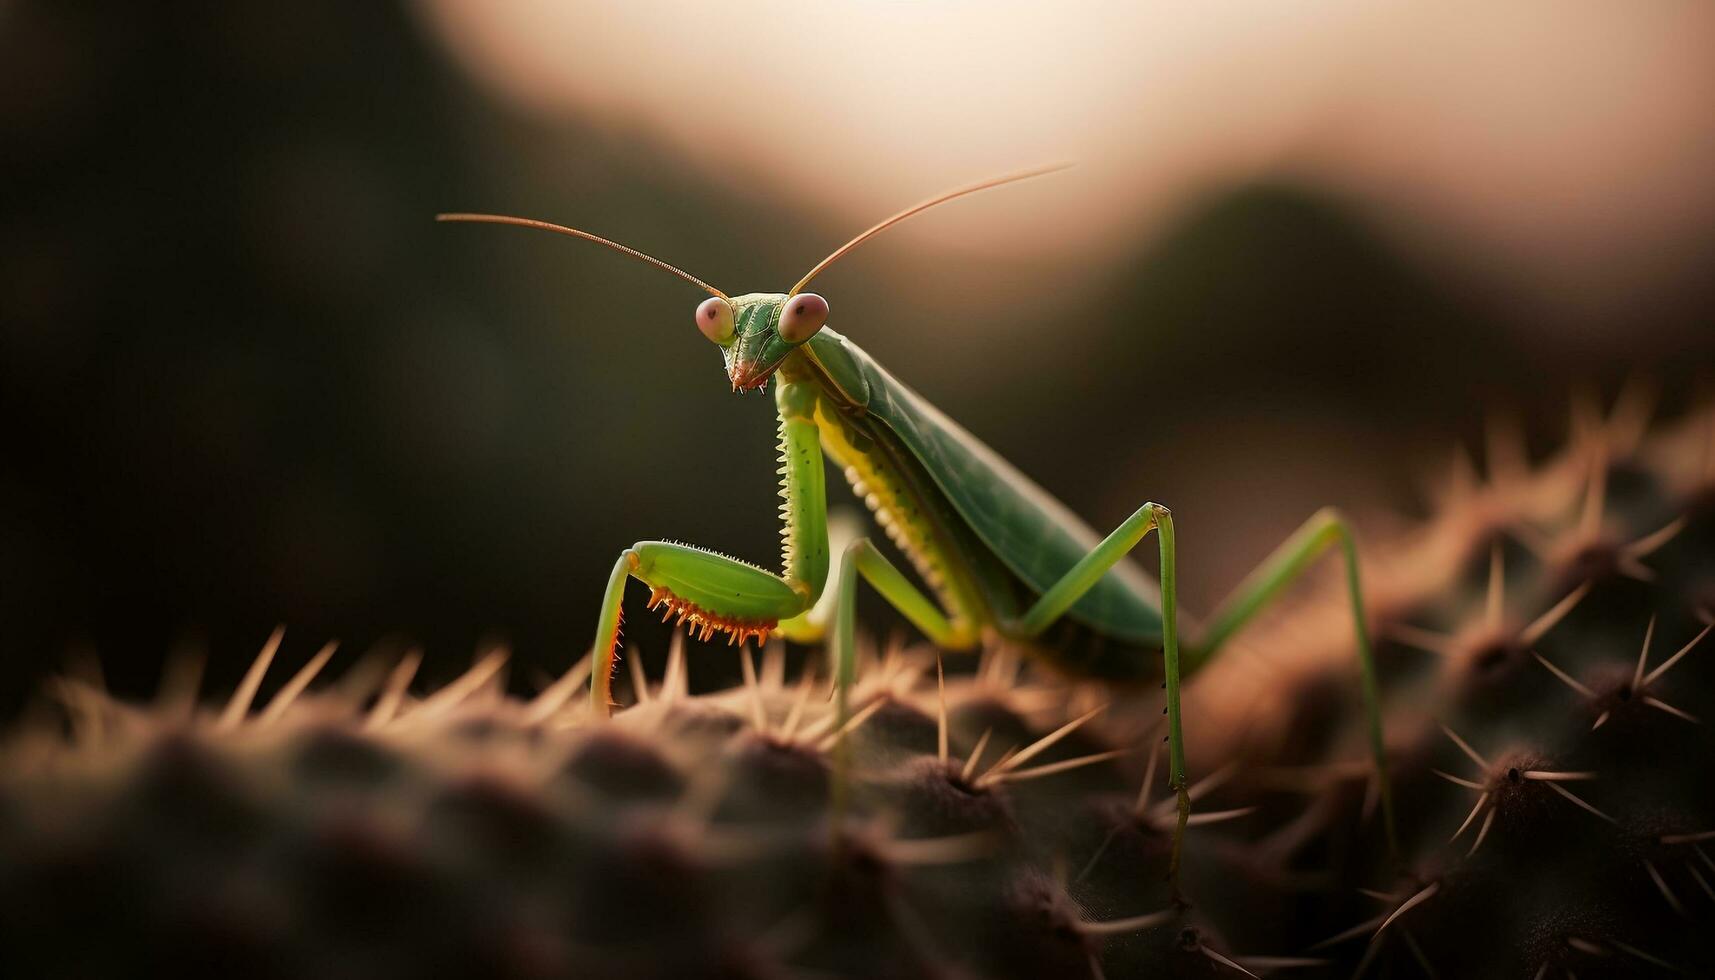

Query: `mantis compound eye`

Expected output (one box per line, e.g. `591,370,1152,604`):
777,292,829,344
696,296,735,344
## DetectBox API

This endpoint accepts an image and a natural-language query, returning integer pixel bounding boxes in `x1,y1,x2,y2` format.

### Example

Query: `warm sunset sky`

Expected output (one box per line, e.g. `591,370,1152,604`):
423,0,1715,330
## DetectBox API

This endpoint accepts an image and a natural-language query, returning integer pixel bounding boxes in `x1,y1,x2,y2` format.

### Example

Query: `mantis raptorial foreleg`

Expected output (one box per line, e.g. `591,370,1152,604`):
588,542,809,710
587,381,835,712
773,508,864,644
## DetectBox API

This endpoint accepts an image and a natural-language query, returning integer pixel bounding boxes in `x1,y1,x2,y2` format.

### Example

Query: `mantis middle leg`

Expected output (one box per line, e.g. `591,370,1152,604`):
1006,503,1189,880
826,537,982,725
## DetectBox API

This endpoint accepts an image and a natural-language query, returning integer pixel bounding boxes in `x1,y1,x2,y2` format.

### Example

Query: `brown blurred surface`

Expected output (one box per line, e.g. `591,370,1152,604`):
3,1,1713,717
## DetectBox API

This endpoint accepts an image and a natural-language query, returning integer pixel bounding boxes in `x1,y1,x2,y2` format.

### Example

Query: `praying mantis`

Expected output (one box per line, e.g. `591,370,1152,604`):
439,166,1394,882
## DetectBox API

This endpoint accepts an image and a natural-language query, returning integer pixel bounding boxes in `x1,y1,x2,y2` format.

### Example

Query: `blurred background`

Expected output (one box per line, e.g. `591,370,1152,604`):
4,0,1714,718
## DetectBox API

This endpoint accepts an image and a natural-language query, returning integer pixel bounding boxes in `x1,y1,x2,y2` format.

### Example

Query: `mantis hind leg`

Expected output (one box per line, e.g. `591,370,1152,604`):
1190,507,1396,859
1007,504,1396,881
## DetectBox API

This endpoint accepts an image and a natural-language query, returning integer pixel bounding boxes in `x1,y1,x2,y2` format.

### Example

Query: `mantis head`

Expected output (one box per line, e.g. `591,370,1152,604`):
696,292,828,392
437,164,1066,395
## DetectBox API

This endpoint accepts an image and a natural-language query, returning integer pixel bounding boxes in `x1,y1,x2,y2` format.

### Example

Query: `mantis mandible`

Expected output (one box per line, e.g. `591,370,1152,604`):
439,166,1395,882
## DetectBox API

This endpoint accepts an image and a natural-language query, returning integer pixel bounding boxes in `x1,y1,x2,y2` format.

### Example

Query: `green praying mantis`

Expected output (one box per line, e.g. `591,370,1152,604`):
439,166,1394,882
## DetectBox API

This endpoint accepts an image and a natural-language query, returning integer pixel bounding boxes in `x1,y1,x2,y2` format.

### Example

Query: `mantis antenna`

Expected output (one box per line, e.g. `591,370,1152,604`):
435,212,728,300
788,163,1072,296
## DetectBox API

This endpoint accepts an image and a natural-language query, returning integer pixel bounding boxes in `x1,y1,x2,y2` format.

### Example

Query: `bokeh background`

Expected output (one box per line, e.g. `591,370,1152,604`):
5,0,1714,718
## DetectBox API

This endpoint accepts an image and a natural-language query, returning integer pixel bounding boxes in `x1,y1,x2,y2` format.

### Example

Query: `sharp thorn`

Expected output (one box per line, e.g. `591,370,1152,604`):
1439,722,1490,770
1077,908,1176,936
1632,616,1657,692
1520,582,1592,647
1451,792,1490,842
217,625,286,731
1643,860,1687,917
1373,882,1439,939
1545,781,1617,823
1533,651,1596,699
1432,768,1486,791
1468,808,1496,857
960,727,994,784
986,702,1107,777
1660,829,1715,845
1643,622,1711,688
256,639,339,727
1200,944,1260,978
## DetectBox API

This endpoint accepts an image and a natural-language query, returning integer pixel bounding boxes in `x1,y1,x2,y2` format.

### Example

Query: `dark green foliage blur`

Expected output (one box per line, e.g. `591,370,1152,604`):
3,1,1712,718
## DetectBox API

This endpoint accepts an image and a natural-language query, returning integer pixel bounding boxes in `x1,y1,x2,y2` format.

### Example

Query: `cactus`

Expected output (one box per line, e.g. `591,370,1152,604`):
1189,396,1715,977
3,398,1710,979
0,626,1292,979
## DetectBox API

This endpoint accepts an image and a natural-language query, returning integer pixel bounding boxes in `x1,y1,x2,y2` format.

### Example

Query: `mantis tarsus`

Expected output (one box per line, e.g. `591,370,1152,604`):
440,166,1395,884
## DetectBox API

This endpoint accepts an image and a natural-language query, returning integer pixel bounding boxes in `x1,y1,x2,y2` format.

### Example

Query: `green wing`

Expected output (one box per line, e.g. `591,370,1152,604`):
822,332,1164,644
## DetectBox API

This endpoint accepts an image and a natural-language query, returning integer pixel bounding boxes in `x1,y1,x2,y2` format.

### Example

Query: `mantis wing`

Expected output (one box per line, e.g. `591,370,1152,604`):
832,334,1165,644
